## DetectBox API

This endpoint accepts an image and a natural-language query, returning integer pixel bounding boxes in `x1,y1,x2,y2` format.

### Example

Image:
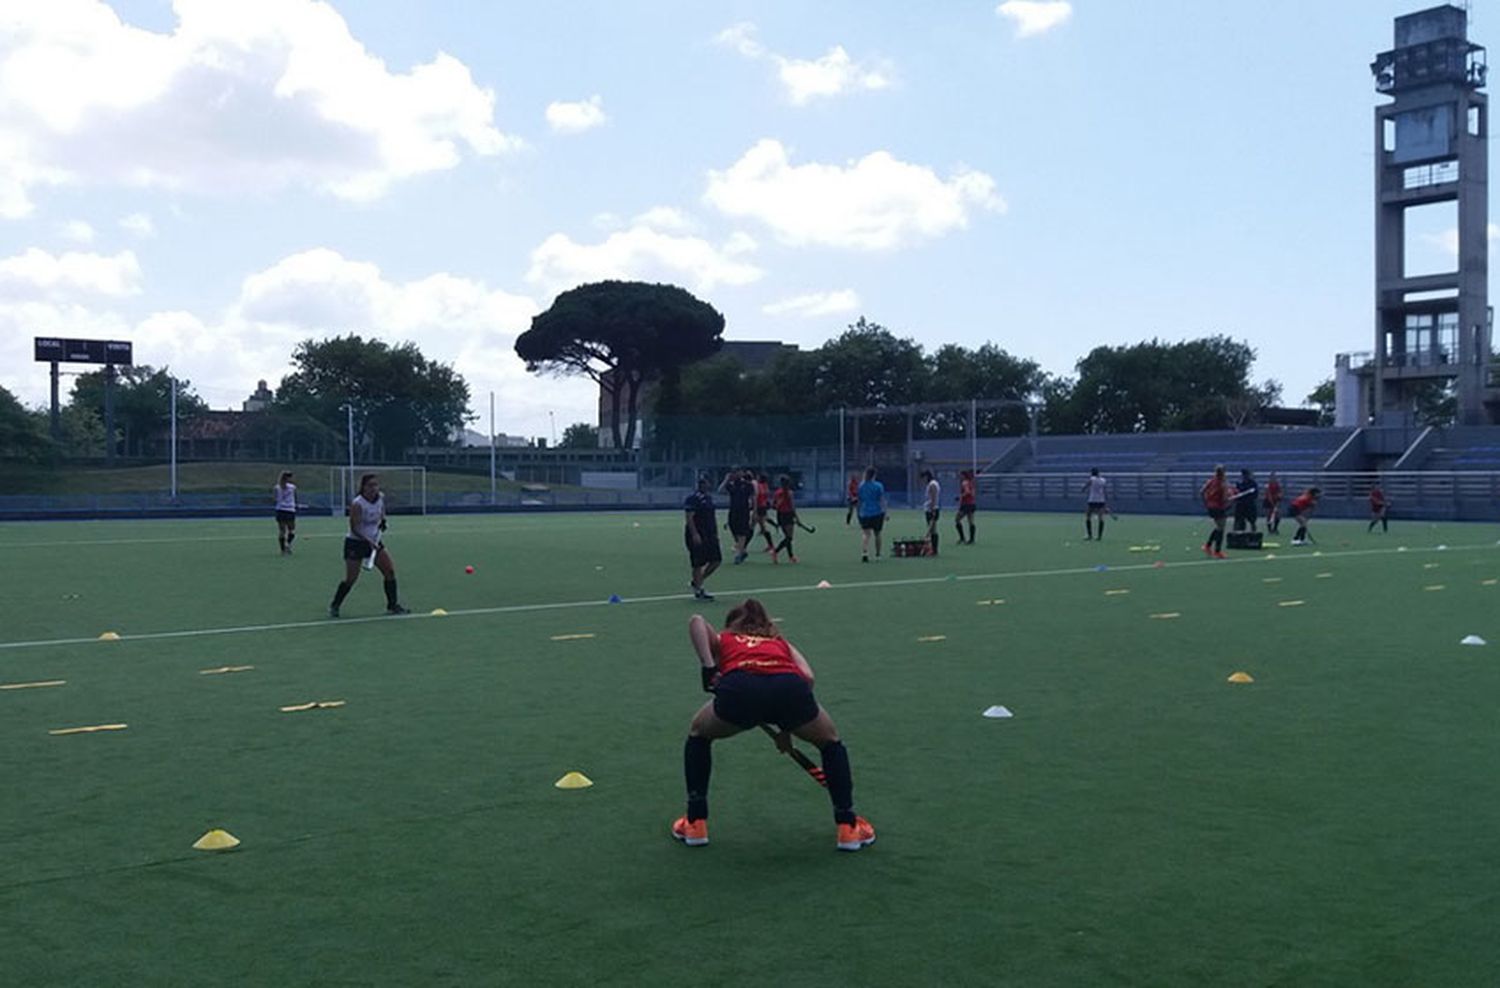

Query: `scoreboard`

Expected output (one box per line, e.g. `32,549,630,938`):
34,338,133,365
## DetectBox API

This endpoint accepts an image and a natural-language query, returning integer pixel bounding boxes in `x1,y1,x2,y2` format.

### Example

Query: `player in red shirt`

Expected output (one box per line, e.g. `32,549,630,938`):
752,472,776,553
770,474,798,563
845,473,860,525
1199,464,1231,559
955,469,977,545
673,598,875,852
1368,481,1389,533
1263,472,1283,534
1289,486,1321,545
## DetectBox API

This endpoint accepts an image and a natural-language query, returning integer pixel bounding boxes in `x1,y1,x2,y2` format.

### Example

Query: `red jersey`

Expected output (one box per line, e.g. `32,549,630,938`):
847,478,859,500
772,487,794,514
959,477,975,506
755,481,770,509
1264,480,1282,505
1291,491,1316,513
718,631,803,678
1202,476,1230,510
1370,488,1386,509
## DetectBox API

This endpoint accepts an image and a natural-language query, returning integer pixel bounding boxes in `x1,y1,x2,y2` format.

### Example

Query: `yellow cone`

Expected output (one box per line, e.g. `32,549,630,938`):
98,631,121,641
192,829,241,851
554,771,593,789
1227,672,1254,684
430,608,448,616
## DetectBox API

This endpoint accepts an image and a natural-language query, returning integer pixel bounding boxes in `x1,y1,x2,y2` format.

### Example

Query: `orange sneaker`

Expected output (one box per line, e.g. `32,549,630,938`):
671,816,708,846
836,816,876,852
770,552,779,564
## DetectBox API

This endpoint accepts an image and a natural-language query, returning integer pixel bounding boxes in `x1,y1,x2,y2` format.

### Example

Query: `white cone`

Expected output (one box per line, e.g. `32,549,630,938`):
1461,635,1487,646
982,705,1013,719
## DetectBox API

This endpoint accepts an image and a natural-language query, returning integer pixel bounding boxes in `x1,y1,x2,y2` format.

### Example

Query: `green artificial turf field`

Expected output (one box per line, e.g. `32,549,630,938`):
2,508,1498,986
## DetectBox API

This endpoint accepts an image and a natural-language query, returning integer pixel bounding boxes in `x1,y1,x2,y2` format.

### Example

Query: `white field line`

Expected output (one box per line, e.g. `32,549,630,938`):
0,542,1491,654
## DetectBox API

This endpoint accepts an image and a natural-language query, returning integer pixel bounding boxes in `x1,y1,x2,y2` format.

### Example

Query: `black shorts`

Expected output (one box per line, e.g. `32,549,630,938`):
926,508,941,525
957,504,976,518
1207,508,1227,521
712,671,819,731
343,536,377,561
776,510,796,529
858,513,885,532
275,510,297,525
686,533,722,567
1086,501,1108,514
728,511,752,538
1290,507,1307,521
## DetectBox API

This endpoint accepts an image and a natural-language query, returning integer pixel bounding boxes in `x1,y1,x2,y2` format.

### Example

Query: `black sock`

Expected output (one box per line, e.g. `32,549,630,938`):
762,531,775,549
384,578,399,608
819,740,856,825
1295,525,1307,541
968,523,976,543
1097,519,1105,539
1382,518,1388,532
330,581,352,609
684,736,712,821
955,522,964,542
776,536,793,555
1085,518,1093,538
1368,520,1376,532
931,532,939,553
287,531,296,545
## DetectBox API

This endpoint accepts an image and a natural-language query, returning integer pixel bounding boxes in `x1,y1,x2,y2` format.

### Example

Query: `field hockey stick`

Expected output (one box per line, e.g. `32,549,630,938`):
363,543,378,570
796,518,817,534
758,724,827,787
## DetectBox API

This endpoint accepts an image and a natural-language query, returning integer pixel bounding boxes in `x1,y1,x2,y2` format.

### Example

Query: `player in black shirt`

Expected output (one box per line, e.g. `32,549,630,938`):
684,474,722,601
1232,468,1259,533
719,467,756,564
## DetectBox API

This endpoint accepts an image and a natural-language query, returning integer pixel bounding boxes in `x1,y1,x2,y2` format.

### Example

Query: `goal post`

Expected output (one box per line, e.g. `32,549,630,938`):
330,465,428,516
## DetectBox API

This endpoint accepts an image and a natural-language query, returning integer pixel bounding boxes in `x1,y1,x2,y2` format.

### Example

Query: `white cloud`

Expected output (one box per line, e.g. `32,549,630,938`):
119,212,155,238
545,94,606,134
0,0,519,217
632,206,696,233
715,22,891,105
762,289,860,318
0,247,141,297
996,1,1073,38
59,219,95,243
1423,223,1500,257
704,139,1005,250
526,225,763,297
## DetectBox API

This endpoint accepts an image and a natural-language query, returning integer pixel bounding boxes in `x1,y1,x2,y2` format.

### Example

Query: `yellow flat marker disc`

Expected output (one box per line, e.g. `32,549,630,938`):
316,700,345,709
1262,578,1283,584
975,599,1006,606
550,633,597,641
199,665,255,675
1424,585,1446,592
1,679,66,691
279,702,318,713
1483,579,1498,586
1423,563,1441,570
916,635,947,643
1149,612,1181,620
1315,573,1333,579
1104,589,1130,596
49,723,127,736
1278,600,1306,607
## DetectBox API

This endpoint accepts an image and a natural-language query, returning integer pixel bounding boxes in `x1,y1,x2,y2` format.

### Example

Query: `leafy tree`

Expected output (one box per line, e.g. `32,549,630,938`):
1048,336,1265,433
515,281,724,448
922,342,1042,436
70,365,207,455
275,335,471,458
1305,378,1336,427
558,422,600,448
0,386,49,459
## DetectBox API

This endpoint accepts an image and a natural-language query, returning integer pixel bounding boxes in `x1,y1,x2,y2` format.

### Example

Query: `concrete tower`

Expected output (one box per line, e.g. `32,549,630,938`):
1371,4,1495,425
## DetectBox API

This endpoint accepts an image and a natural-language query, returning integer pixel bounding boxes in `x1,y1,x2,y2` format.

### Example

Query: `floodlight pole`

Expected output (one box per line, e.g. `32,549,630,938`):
345,403,355,474
49,361,60,440
970,398,978,476
104,363,116,463
169,374,178,502
489,390,497,506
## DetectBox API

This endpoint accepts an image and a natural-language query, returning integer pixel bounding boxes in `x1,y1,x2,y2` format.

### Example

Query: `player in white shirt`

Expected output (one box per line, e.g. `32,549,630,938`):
920,470,941,556
1082,467,1110,541
328,473,408,617
273,470,300,555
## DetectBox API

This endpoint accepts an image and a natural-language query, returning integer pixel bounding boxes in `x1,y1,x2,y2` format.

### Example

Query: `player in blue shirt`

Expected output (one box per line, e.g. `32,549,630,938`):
855,467,887,563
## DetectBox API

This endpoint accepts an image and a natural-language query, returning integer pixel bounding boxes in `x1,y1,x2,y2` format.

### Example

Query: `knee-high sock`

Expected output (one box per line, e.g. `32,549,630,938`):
330,581,353,609
1295,525,1307,541
1085,517,1093,538
819,740,856,825
383,578,399,608
684,736,712,821
1097,518,1105,538
776,535,794,555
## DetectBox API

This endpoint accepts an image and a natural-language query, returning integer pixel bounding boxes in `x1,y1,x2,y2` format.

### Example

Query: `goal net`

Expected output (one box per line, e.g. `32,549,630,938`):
330,466,428,516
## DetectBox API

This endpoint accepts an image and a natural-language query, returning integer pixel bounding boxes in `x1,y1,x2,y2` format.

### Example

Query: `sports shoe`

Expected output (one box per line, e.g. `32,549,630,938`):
1290,538,1306,546
1213,551,1226,560
671,816,708,846
328,606,340,619
836,816,876,852
386,604,409,615
733,551,747,565
1202,544,1214,557
693,586,714,602
787,555,798,564
861,554,869,563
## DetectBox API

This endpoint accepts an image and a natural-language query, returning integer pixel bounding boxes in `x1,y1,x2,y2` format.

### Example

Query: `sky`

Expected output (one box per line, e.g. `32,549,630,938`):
0,0,1489,440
